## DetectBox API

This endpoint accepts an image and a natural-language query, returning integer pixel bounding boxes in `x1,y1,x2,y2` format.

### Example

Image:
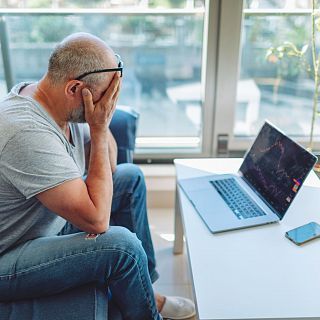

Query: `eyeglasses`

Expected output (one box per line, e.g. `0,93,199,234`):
75,54,123,80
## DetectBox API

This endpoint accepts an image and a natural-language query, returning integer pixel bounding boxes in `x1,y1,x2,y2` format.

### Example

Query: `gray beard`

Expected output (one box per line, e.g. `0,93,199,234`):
68,103,86,123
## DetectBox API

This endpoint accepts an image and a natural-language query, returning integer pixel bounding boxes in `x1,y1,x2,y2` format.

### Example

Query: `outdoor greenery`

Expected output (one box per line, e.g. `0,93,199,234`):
266,0,320,149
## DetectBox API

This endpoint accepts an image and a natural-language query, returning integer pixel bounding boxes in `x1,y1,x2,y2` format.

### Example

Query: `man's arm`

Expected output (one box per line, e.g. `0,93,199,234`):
107,129,118,173
36,74,121,234
84,128,117,174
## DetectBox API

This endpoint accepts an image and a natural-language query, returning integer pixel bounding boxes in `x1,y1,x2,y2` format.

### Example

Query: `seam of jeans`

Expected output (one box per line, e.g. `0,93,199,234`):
132,193,158,281
0,247,140,279
8,240,33,277
118,249,158,320
129,193,137,233
94,286,98,319
136,255,159,319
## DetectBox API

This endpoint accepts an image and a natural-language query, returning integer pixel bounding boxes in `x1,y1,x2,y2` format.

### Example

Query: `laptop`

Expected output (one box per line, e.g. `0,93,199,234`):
178,121,317,233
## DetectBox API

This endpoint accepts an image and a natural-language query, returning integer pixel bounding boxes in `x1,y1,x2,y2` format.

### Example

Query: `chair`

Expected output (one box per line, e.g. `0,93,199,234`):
0,106,139,320
109,105,139,164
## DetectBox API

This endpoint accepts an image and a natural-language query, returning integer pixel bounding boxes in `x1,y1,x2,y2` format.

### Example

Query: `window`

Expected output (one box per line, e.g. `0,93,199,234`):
237,0,318,138
212,0,320,154
3,1,317,158
0,0,206,158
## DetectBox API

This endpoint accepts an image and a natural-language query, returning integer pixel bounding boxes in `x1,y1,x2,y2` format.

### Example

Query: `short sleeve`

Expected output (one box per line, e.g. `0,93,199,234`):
0,128,82,199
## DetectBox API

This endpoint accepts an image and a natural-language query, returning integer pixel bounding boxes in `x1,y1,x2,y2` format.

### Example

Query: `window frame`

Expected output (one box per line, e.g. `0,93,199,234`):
4,2,317,159
214,0,320,154
0,5,217,161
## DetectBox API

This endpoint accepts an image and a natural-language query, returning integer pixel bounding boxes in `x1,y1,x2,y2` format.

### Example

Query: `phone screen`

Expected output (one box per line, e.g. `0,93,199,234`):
286,222,320,245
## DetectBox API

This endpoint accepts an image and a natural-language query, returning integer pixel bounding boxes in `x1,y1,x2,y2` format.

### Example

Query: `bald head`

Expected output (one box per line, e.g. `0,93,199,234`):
47,33,116,87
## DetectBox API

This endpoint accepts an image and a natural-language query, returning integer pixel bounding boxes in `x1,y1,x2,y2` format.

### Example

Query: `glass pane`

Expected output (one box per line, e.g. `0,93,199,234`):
0,0,205,9
236,1,320,139
244,0,312,10
0,10,204,146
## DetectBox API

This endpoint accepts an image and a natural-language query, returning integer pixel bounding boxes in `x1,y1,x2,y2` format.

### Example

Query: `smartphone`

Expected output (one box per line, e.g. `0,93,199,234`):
285,222,320,245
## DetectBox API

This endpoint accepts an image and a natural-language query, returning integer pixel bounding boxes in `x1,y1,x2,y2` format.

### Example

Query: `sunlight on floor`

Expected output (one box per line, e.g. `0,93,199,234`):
159,233,175,242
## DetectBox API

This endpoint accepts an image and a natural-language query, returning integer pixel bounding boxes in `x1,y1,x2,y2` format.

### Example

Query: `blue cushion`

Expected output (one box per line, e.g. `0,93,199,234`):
0,284,107,320
109,106,139,164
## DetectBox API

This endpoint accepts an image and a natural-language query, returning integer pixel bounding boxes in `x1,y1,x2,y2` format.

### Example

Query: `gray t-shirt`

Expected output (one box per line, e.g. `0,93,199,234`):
0,83,85,255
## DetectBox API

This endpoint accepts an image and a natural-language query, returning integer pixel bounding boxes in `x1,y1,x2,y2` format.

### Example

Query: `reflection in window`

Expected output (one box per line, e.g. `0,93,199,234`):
0,1,205,149
236,0,320,138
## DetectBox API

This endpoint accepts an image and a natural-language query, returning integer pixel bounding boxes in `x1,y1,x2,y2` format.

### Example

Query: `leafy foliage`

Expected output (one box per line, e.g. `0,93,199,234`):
266,0,320,149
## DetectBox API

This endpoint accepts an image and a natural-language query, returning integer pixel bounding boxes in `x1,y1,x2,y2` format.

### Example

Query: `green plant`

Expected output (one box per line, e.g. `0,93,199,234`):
266,0,320,150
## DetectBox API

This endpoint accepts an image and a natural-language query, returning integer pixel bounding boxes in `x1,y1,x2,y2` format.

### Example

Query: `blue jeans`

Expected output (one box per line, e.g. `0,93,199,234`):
110,164,159,283
0,164,162,320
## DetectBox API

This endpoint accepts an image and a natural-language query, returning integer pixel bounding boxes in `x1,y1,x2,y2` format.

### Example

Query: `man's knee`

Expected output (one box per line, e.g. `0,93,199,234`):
113,163,146,194
101,226,145,258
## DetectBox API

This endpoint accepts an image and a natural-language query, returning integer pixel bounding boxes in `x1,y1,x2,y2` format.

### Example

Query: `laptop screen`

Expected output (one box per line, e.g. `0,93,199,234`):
239,122,317,218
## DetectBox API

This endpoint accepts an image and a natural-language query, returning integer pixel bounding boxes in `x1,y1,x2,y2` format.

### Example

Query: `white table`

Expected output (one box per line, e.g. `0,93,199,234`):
174,158,320,320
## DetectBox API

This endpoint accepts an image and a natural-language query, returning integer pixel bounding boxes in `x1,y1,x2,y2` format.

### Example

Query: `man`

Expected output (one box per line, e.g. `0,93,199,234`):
0,33,195,320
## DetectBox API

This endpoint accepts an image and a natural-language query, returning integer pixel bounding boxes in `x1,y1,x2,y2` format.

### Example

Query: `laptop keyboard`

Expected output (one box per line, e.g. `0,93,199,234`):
210,178,266,220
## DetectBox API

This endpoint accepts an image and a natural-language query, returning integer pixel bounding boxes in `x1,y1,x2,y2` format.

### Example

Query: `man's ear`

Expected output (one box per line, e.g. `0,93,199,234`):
65,80,83,98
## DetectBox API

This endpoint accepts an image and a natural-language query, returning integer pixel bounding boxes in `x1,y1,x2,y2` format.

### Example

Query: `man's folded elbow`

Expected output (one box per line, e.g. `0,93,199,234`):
84,209,110,233
92,223,109,233
92,218,109,234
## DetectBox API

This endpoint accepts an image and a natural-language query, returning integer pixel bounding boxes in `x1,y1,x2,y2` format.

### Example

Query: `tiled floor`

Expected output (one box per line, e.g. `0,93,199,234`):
148,208,196,320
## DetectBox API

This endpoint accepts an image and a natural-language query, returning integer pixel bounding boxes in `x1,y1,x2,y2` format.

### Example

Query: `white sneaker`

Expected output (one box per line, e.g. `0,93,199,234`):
160,296,196,320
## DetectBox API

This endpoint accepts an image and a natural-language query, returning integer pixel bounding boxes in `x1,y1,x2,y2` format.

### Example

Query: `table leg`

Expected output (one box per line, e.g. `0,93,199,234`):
173,186,184,254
